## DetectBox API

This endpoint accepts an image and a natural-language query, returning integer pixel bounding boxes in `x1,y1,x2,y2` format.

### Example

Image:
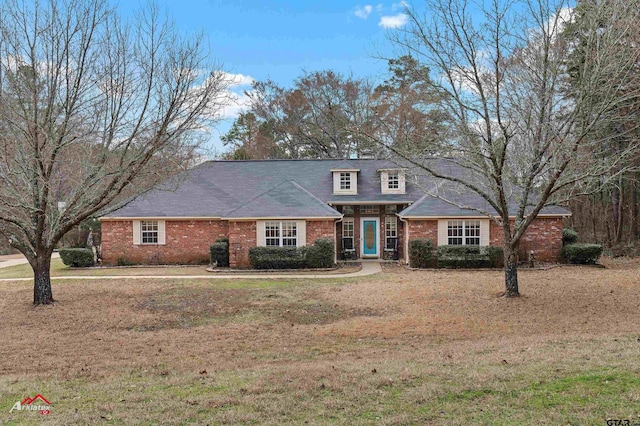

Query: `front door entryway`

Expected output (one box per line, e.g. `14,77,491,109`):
361,218,379,257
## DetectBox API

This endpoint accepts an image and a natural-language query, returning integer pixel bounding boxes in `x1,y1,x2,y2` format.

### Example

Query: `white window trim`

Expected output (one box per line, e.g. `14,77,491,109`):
133,220,165,245
381,170,406,194
257,220,306,247
384,216,398,250
437,219,489,246
333,171,358,195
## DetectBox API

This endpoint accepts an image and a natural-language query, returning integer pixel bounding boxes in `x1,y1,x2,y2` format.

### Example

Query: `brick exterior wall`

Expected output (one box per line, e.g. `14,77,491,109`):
101,220,228,265
490,217,563,262
404,217,563,262
227,220,337,268
228,221,257,268
306,220,335,243
407,220,438,242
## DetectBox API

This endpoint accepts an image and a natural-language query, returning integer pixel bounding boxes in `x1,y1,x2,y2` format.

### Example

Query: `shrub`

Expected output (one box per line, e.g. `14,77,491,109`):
409,239,435,268
306,239,335,268
210,241,230,267
436,245,497,269
483,246,504,268
215,237,229,244
562,228,579,246
561,243,603,264
59,248,94,267
248,246,307,269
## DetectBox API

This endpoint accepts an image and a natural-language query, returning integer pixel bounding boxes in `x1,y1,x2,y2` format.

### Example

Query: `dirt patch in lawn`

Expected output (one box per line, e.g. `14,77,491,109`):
136,285,383,330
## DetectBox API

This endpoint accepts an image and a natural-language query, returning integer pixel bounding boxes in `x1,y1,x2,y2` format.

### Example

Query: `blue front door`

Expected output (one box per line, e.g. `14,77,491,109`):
363,220,377,256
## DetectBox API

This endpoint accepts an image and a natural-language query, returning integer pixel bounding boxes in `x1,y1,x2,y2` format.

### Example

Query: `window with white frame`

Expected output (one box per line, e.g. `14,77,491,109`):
343,218,354,238
341,218,355,252
333,170,358,195
339,172,351,190
265,221,298,247
387,171,399,189
360,205,379,215
380,170,405,194
141,220,159,244
385,216,398,249
447,220,480,245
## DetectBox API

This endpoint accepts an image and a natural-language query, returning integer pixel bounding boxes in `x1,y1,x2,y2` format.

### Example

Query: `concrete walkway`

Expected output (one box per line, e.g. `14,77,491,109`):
0,253,59,269
0,260,382,282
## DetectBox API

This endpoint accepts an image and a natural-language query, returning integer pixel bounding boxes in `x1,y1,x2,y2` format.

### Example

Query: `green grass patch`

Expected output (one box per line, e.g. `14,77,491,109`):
2,361,639,425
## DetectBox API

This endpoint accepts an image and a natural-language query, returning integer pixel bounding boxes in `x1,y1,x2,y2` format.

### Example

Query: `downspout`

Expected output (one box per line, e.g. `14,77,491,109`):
397,214,409,265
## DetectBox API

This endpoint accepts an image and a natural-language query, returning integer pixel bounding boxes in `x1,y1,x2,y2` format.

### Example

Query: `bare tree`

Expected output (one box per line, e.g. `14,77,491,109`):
376,0,640,296
0,0,230,304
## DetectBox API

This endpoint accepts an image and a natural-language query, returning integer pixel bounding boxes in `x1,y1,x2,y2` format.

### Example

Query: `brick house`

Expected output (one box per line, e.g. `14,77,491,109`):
100,159,570,267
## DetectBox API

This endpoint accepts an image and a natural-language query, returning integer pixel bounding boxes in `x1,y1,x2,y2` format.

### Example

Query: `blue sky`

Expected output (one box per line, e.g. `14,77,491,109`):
113,0,410,154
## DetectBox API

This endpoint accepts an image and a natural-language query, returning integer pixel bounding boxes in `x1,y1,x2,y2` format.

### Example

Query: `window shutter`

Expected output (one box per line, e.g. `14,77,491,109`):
398,173,406,194
157,220,166,245
256,221,265,246
380,172,388,193
480,219,490,246
297,220,307,246
437,220,448,246
132,221,141,245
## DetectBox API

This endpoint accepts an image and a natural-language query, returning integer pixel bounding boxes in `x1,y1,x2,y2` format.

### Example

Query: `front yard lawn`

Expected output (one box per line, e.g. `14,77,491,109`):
0,259,638,424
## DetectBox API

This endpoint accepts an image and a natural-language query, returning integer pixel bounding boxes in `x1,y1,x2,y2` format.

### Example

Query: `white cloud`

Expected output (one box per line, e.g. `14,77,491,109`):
354,5,373,19
215,72,255,120
225,72,254,88
391,2,407,12
378,13,408,28
219,90,253,120
375,3,383,12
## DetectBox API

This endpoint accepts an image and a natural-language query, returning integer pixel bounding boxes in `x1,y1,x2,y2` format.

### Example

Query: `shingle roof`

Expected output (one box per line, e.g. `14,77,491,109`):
104,159,571,219
224,180,341,219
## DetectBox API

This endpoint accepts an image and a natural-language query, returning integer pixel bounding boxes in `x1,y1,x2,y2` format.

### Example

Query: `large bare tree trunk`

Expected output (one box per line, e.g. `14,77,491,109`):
33,254,54,305
503,243,519,297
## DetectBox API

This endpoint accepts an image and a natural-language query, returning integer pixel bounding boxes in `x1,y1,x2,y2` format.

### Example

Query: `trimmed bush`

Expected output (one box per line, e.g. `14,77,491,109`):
436,245,496,269
561,243,603,264
59,248,94,267
483,246,504,268
210,241,230,267
248,246,307,269
409,239,435,268
562,228,579,246
306,239,335,268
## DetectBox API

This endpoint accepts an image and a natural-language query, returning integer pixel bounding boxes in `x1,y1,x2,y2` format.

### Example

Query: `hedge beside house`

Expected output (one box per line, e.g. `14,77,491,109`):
437,245,505,269
306,239,334,268
59,248,95,267
561,243,603,264
210,238,230,267
248,246,307,269
409,239,435,268
562,228,579,246
248,239,335,269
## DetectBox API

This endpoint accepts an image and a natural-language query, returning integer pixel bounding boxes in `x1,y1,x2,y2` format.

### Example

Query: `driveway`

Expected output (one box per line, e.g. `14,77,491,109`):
0,253,60,269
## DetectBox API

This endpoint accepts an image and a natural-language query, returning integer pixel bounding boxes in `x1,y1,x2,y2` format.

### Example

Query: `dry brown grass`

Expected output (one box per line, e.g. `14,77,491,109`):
1,259,639,424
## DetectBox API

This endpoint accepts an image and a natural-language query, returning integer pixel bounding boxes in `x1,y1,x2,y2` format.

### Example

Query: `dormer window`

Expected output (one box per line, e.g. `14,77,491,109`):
340,172,351,190
387,171,399,190
332,168,359,195
379,169,406,194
